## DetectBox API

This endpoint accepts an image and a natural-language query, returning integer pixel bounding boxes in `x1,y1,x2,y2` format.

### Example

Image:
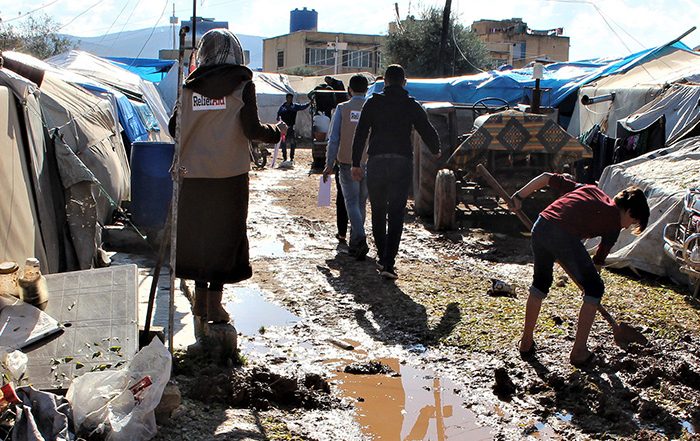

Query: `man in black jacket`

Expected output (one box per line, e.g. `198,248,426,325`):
351,65,441,279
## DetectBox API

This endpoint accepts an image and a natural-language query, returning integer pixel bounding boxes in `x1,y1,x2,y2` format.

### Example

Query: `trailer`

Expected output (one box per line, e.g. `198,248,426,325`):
413,101,592,230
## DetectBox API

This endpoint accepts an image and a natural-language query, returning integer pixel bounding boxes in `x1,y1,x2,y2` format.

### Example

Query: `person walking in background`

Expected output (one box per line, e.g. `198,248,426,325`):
323,74,370,258
171,29,285,323
276,93,310,165
351,65,441,279
509,173,649,366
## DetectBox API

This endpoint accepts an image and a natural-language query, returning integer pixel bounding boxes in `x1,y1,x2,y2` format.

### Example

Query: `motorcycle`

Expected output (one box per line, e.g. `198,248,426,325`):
249,142,270,169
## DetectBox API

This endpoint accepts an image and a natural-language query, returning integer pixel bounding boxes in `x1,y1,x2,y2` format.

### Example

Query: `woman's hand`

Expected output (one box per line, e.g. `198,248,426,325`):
276,121,288,136
351,166,364,181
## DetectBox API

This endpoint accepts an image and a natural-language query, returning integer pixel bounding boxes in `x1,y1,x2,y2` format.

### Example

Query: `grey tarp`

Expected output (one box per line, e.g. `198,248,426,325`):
37,74,130,269
619,83,700,145
46,50,172,142
587,137,700,281
0,71,50,270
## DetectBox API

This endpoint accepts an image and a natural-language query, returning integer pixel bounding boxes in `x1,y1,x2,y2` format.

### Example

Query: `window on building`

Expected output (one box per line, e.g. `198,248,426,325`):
341,50,373,68
305,48,335,66
277,51,284,68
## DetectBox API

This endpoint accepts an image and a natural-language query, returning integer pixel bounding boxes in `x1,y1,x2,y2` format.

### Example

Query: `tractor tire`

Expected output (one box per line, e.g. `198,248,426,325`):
434,169,456,230
311,142,327,171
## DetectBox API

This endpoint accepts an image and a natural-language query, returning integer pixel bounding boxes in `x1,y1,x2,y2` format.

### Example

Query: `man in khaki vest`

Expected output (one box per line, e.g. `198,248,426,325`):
323,75,370,259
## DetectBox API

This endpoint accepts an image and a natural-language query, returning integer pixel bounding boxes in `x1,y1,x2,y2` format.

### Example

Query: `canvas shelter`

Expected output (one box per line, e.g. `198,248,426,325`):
6,51,150,145
46,51,172,142
1,51,131,272
568,44,700,139
0,67,62,273
619,83,700,145
588,136,700,281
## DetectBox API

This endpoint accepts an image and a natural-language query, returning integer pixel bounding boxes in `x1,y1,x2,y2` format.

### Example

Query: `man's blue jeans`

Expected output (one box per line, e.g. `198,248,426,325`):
366,155,412,269
338,163,368,246
281,127,296,160
530,216,604,304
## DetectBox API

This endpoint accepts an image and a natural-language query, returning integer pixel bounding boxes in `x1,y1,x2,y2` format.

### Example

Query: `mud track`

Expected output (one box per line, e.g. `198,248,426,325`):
158,149,700,440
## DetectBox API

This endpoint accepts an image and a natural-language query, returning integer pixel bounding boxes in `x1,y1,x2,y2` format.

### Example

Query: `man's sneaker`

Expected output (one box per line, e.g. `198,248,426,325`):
355,241,369,261
380,267,398,279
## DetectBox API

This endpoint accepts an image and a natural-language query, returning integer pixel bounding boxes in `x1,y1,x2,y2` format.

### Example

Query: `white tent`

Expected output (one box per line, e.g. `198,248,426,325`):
589,136,700,282
619,83,700,145
568,46,700,139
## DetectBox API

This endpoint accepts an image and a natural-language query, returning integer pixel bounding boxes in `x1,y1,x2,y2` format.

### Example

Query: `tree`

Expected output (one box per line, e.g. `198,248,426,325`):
0,14,73,59
385,7,489,78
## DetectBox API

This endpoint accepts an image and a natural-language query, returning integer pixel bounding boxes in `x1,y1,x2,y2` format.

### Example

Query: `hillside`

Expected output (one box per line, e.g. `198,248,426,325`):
63,26,264,69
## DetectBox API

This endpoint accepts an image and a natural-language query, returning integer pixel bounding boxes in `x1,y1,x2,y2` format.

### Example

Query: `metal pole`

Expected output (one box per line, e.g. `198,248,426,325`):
168,26,189,354
192,0,197,50
334,36,339,75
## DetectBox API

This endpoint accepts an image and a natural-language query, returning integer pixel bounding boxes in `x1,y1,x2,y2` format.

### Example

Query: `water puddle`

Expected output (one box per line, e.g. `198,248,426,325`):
225,287,300,335
332,358,492,440
555,411,572,423
682,419,696,434
250,235,294,258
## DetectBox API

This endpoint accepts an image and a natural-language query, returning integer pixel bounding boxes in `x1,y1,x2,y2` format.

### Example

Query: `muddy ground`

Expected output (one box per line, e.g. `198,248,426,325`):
150,148,700,440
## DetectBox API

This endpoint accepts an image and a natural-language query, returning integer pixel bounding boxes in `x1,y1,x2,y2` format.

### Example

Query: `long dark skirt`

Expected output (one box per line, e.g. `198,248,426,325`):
175,174,252,284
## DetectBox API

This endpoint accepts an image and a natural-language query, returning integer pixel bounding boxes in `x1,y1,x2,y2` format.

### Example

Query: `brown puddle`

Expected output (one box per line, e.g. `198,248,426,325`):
332,358,493,440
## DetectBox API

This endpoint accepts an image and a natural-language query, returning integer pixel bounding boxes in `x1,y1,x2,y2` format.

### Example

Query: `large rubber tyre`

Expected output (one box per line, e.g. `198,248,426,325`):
312,142,327,170
434,169,456,230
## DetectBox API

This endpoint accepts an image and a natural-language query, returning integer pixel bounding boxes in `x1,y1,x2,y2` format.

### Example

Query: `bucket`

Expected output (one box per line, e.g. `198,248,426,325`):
130,141,174,228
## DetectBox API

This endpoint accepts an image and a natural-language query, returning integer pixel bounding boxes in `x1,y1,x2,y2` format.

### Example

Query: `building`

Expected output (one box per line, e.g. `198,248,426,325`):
263,8,385,75
264,31,384,75
471,18,569,68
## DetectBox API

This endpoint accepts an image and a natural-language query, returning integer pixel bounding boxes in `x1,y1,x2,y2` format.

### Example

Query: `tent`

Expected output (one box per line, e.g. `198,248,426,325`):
589,136,700,281
46,51,172,142
1,52,132,271
0,68,62,273
619,83,700,145
568,44,700,139
5,51,150,144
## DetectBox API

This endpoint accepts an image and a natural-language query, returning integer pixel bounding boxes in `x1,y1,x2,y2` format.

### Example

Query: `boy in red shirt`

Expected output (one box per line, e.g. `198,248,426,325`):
510,173,649,366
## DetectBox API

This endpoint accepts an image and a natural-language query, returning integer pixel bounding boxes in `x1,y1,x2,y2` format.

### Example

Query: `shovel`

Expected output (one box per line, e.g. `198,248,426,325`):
476,164,648,349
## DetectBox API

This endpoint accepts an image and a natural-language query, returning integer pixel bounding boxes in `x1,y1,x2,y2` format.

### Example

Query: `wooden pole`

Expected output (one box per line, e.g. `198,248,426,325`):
437,0,452,76
167,26,189,354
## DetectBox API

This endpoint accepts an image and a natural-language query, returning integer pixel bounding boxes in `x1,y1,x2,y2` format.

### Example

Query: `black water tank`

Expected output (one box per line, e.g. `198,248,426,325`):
290,7,317,33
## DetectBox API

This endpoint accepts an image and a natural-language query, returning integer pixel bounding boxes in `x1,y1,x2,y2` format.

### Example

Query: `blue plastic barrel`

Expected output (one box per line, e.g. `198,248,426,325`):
129,141,174,228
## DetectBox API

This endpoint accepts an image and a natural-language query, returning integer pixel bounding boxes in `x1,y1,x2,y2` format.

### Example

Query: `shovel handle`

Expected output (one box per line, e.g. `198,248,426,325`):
476,164,534,230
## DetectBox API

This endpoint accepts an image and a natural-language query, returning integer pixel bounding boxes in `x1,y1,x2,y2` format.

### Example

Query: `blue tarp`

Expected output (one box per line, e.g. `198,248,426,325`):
367,42,693,107
80,83,149,143
105,57,175,83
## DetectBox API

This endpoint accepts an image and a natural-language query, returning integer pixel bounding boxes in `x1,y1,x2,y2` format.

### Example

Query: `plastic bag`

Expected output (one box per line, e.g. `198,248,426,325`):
0,347,28,381
66,338,171,441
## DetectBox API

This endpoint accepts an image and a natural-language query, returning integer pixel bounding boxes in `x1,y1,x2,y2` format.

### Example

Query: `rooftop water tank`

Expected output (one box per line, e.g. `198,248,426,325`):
290,7,317,33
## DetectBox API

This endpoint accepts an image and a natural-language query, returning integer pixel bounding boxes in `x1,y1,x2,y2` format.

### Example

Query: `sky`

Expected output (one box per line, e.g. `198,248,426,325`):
3,0,700,61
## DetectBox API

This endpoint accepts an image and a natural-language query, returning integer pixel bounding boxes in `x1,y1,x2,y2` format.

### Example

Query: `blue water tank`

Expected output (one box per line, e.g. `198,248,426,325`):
130,141,174,229
290,7,317,33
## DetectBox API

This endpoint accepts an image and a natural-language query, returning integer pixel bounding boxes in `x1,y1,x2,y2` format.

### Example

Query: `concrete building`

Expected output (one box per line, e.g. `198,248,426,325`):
263,31,385,75
471,18,569,68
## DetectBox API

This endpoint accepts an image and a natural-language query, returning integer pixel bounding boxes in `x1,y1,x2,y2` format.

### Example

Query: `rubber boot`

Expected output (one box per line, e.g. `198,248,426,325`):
206,290,230,324
192,286,208,318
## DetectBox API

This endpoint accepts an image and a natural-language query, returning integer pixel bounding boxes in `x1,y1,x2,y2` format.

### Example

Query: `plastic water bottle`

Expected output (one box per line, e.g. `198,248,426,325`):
0,262,20,298
18,258,48,311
